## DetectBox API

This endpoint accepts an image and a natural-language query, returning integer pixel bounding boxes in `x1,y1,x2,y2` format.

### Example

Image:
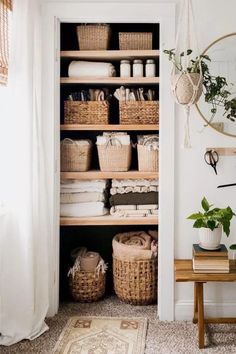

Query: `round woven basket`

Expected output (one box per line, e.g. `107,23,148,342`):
113,256,157,305
61,139,92,172
171,73,203,105
69,270,106,302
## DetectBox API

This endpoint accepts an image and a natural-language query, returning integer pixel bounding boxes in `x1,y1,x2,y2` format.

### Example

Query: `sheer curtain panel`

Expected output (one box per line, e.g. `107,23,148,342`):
0,0,50,346
0,0,12,84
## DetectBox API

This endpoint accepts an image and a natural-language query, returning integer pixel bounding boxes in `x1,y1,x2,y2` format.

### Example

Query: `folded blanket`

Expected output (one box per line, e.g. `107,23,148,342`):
60,192,105,204
110,206,157,218
137,204,158,210
109,192,158,206
61,179,108,193
112,231,156,260
60,202,108,217
110,185,158,195
112,179,158,188
96,134,130,146
68,60,116,78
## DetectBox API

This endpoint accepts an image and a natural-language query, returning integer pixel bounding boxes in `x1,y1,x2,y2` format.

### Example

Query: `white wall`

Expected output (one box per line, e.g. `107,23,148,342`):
41,0,236,320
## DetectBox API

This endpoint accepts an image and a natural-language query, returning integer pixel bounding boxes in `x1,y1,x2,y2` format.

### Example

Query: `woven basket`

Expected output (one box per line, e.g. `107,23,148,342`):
64,101,109,125
119,32,152,50
77,24,111,50
69,270,106,302
97,142,131,172
119,101,159,125
113,256,157,305
171,73,203,105
137,144,158,172
61,138,92,172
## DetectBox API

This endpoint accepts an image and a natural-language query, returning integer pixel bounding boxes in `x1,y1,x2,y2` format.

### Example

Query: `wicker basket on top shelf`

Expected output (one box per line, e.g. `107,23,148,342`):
64,101,109,125
119,101,159,125
77,24,111,50
119,32,152,50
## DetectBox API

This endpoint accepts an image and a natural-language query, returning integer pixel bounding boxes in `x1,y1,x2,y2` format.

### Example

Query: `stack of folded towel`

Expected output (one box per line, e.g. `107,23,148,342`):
109,179,158,217
60,179,108,217
112,230,158,261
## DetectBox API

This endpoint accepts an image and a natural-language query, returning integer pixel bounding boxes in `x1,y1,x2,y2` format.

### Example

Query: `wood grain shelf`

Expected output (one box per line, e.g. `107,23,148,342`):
60,124,159,131
60,215,158,226
60,77,159,85
60,49,160,61
61,170,159,180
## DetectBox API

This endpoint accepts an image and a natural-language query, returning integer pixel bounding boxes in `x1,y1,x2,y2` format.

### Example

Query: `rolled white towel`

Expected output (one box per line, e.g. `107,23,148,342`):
68,60,116,78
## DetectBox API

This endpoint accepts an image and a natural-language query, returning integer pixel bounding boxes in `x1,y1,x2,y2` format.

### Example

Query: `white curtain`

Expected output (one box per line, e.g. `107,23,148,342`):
0,0,50,345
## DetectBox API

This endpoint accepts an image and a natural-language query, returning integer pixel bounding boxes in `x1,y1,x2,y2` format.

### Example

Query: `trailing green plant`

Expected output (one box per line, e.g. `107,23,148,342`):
187,197,235,237
164,49,236,122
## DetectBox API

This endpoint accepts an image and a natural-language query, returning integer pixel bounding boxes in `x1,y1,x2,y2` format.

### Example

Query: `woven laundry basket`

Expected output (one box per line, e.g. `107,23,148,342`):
119,32,152,50
137,136,159,172
69,270,106,302
77,24,111,50
64,101,109,125
119,101,159,125
97,140,131,172
113,256,157,305
61,138,92,172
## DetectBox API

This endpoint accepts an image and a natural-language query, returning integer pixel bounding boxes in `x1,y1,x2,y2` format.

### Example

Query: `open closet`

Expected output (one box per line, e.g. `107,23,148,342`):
42,1,175,320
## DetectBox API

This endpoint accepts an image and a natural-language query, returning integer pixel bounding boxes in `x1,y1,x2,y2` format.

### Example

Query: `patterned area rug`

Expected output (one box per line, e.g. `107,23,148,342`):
52,316,147,354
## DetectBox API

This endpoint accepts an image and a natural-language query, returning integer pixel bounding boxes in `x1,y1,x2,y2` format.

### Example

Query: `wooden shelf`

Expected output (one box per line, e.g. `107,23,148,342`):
60,215,158,226
61,170,159,180
60,124,159,131
60,77,159,85
61,49,160,61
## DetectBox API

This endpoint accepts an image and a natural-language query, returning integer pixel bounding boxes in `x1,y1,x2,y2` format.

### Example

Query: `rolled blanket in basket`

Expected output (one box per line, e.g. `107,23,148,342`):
109,192,158,206
112,231,155,260
60,202,108,217
61,192,105,204
80,251,100,272
111,179,158,188
61,179,108,193
68,61,116,78
110,185,158,195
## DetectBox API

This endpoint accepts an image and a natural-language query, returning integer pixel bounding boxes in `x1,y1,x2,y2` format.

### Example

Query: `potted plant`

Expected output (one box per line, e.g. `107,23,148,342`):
164,49,236,122
187,197,235,250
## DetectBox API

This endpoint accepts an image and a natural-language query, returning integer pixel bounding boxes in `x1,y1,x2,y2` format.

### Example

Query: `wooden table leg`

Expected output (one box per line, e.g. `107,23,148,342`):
193,282,198,324
197,282,205,349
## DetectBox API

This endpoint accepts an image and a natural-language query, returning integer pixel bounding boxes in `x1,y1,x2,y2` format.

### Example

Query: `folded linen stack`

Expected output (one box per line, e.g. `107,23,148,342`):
112,231,158,261
60,179,108,217
68,60,116,78
109,179,158,217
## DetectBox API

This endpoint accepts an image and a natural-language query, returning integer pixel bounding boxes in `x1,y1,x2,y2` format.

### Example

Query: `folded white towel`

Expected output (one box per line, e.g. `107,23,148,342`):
96,134,130,146
137,204,158,210
60,202,108,217
110,185,158,195
68,61,116,78
112,179,159,188
60,192,105,204
110,206,153,217
61,179,108,193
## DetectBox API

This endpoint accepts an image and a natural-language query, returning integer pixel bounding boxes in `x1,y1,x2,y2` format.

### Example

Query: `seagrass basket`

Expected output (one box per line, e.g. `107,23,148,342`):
119,32,152,50
119,101,159,125
69,270,106,302
137,144,159,172
77,24,111,50
61,138,92,172
113,256,157,305
97,144,131,172
64,101,109,125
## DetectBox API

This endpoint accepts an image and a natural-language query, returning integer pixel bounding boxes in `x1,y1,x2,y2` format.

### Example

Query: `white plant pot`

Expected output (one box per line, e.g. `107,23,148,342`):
199,226,222,250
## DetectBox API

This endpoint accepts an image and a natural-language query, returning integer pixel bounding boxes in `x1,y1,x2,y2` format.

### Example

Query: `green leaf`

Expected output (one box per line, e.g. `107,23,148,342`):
187,212,203,220
193,219,205,228
230,244,236,250
207,220,216,231
222,219,230,237
201,197,210,212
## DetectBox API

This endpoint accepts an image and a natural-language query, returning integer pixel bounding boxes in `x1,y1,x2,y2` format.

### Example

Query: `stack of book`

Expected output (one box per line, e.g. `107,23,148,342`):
192,244,229,273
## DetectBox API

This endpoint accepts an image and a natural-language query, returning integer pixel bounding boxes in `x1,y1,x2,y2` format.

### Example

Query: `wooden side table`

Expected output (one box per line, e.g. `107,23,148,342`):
175,259,236,349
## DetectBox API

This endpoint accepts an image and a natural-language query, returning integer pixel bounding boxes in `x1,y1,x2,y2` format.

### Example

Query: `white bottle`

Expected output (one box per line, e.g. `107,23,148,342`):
120,60,131,77
133,59,143,77
145,59,156,77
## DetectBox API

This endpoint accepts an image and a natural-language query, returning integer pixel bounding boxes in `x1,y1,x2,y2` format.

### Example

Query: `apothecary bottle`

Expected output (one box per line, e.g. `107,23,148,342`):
120,60,131,77
133,59,143,77
145,59,156,77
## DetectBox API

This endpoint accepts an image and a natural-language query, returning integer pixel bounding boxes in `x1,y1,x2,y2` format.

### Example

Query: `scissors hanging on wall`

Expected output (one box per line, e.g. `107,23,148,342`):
204,149,219,175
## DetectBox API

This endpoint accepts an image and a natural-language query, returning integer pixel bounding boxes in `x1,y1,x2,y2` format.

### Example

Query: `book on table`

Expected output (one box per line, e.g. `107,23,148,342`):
192,244,229,273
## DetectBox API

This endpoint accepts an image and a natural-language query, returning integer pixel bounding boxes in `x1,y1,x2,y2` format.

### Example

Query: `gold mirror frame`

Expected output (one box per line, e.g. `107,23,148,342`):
195,32,236,138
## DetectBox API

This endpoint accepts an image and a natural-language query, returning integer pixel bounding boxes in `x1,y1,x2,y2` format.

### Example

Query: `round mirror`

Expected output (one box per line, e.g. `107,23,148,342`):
196,33,236,137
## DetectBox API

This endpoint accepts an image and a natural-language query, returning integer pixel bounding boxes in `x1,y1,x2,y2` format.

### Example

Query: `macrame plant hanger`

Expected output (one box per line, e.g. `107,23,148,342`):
171,0,203,148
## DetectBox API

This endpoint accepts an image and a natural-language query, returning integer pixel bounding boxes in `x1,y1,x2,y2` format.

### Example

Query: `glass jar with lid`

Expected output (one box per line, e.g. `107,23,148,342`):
120,59,131,77
145,59,156,77
133,59,143,77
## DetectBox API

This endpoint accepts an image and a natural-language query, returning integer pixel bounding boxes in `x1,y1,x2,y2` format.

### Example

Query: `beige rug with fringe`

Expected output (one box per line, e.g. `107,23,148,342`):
52,316,147,354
